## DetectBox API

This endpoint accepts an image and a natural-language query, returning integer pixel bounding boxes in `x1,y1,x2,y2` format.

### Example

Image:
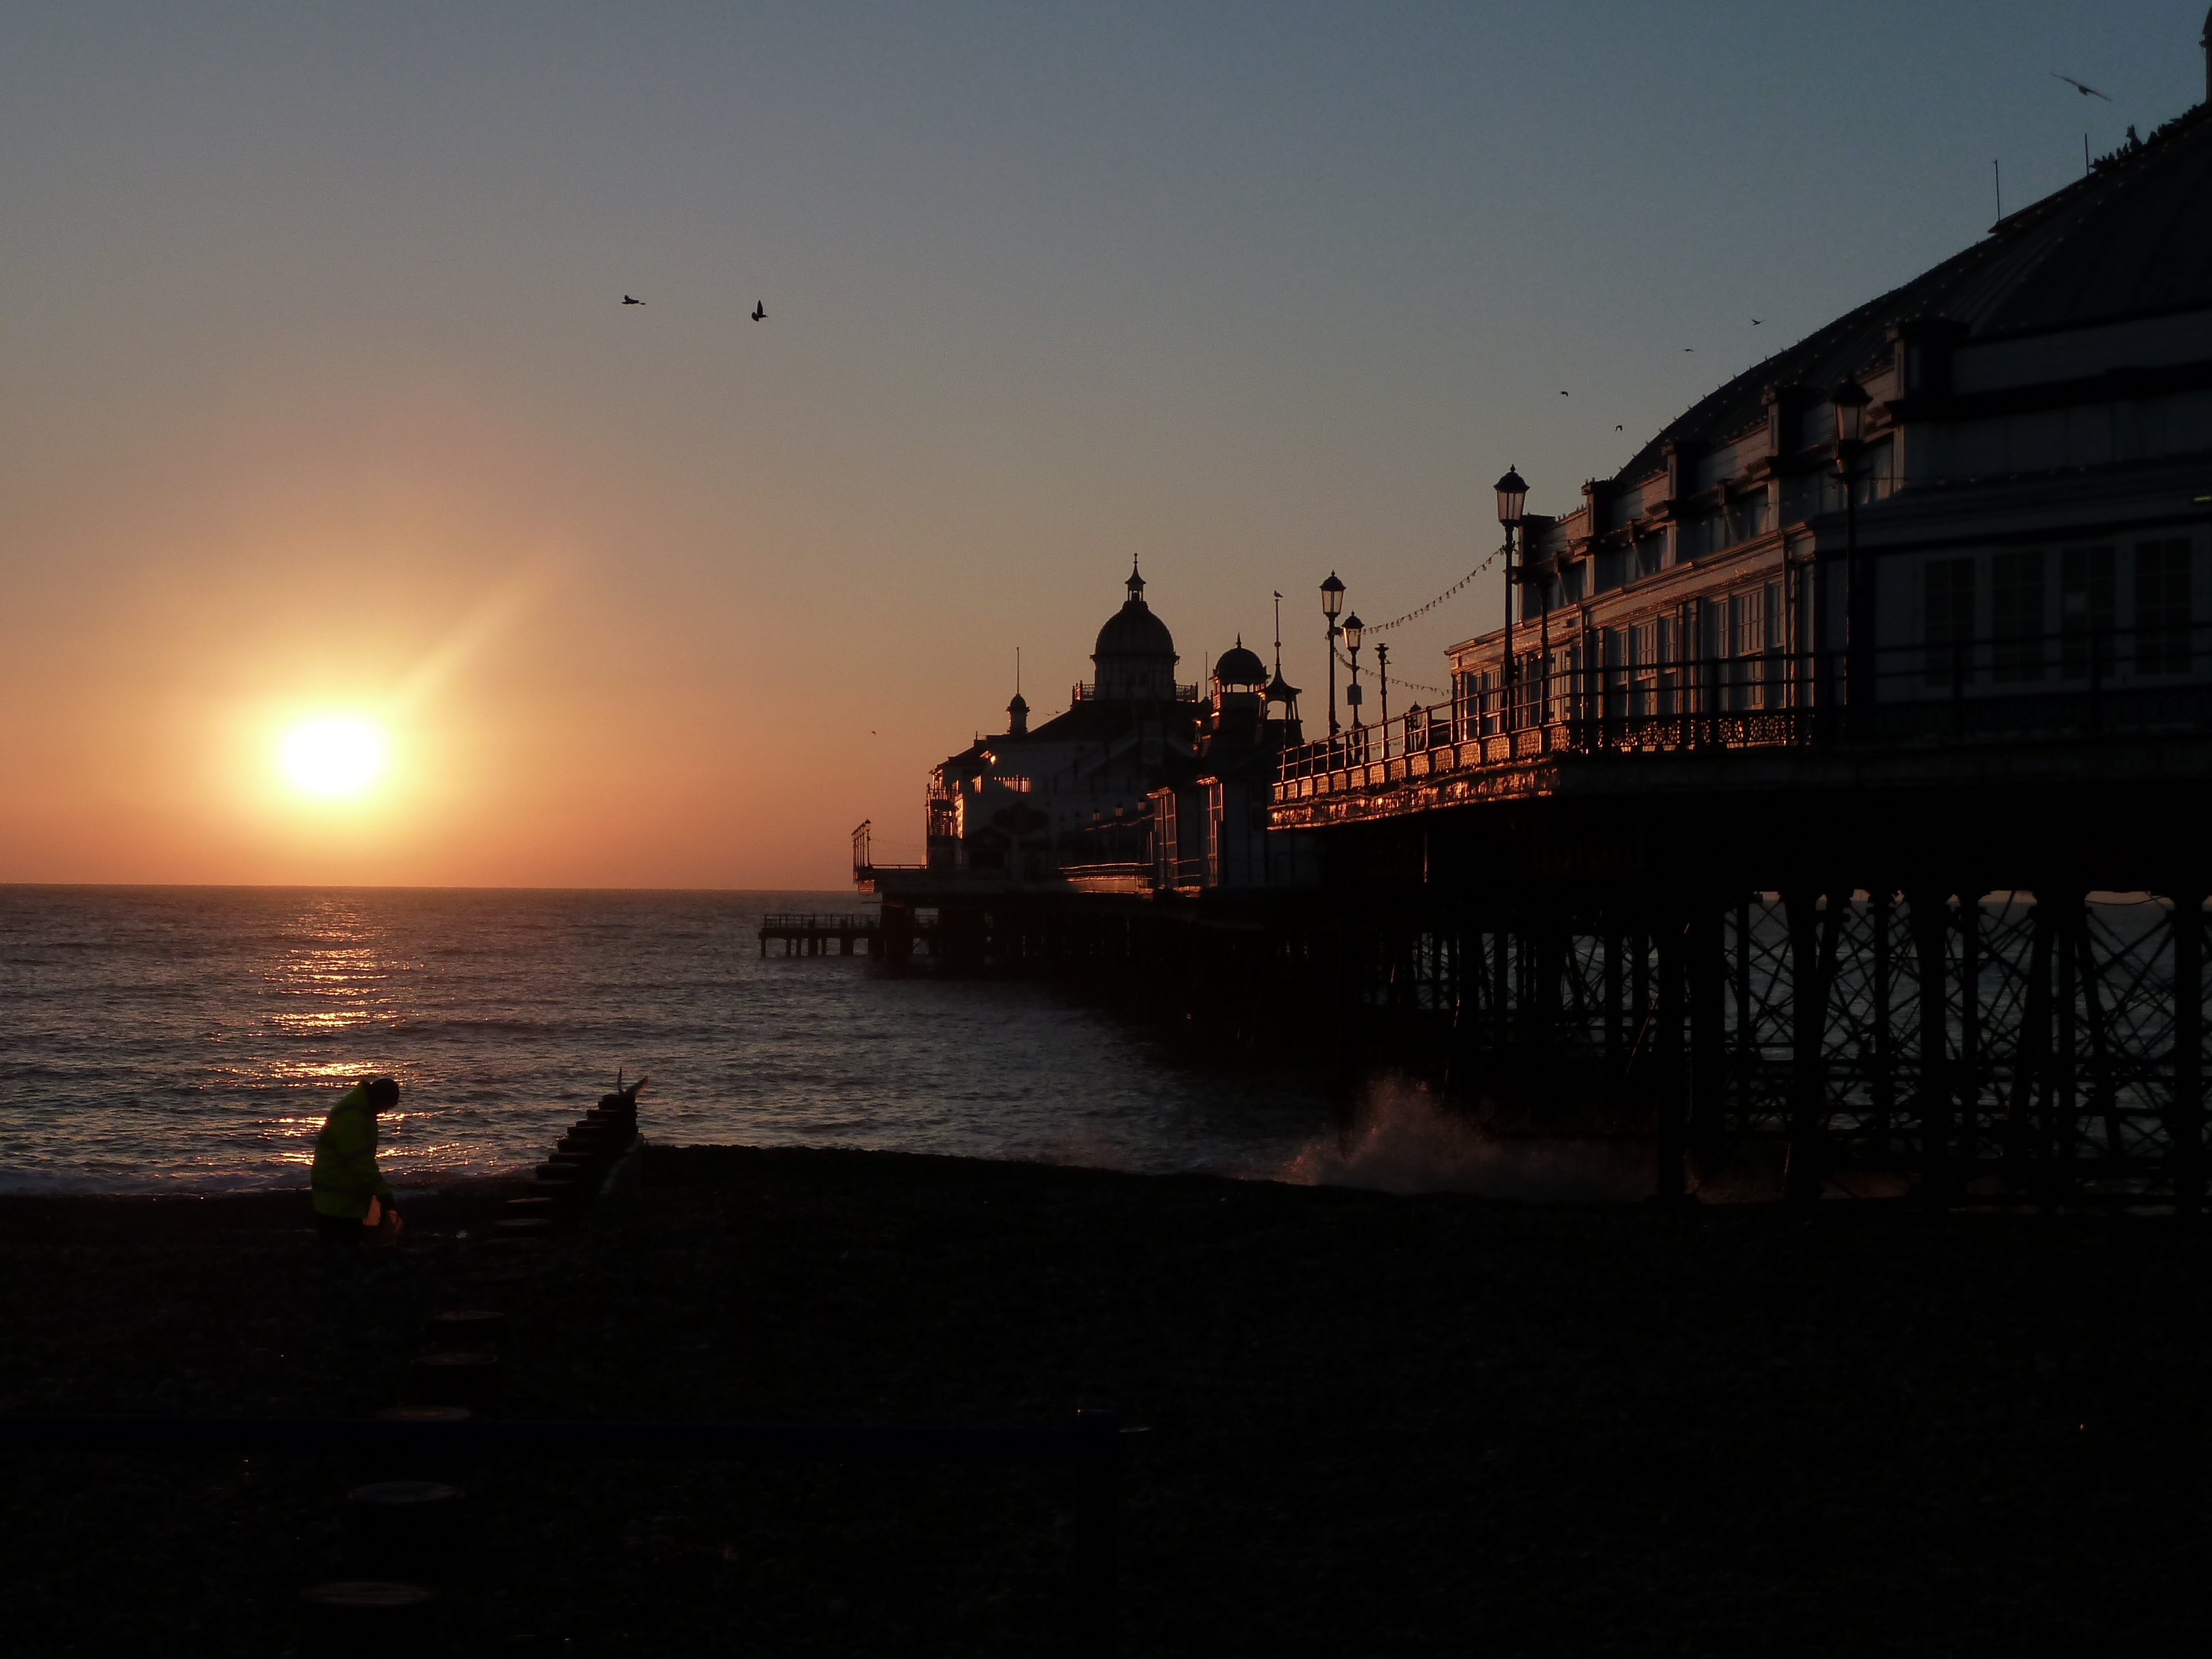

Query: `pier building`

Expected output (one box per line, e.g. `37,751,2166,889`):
859,564,1318,903
858,19,2212,1208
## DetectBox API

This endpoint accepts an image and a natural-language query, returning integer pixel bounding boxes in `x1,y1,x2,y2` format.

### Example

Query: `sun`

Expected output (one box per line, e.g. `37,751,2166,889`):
281,718,385,797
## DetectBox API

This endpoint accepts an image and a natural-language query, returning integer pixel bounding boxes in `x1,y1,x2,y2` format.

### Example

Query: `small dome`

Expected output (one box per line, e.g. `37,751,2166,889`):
1094,603,1177,661
1213,641,1268,687
1265,670,1301,706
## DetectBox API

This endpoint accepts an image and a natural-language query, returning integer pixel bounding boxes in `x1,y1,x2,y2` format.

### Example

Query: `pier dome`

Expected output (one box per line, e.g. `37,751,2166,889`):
1212,640,1268,690
1091,561,1180,700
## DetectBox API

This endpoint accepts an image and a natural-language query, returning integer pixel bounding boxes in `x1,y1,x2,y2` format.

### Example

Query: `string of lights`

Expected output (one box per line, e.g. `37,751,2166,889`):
1364,545,1506,633
1332,643,1448,700
1318,542,1506,701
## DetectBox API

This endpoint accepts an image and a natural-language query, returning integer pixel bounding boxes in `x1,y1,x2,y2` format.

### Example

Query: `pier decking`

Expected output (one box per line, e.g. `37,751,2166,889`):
759,911,902,956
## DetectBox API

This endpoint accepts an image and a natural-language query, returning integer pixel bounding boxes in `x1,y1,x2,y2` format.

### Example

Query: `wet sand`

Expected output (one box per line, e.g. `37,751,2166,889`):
1,1145,2206,1656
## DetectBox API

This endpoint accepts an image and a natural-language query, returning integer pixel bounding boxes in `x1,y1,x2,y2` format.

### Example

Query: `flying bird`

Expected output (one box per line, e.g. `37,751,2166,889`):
1752,318,1764,325
1615,424,1624,431
623,295,644,305
751,301,766,321
2052,73,2111,101
1683,347,1695,352
1560,390,1569,397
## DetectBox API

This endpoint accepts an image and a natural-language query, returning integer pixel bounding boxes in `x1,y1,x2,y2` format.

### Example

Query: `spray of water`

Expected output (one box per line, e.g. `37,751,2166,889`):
1276,1074,1653,1201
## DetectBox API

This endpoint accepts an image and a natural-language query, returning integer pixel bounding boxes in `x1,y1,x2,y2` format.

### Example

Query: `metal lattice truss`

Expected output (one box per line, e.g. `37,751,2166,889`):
1384,890,2209,1205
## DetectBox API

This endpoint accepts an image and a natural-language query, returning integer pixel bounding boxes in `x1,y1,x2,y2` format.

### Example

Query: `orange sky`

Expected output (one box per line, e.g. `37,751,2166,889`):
3,4,2195,888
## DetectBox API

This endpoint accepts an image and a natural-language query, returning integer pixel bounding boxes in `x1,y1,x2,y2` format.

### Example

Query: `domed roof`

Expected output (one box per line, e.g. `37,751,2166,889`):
1094,601,1177,662
1613,100,2212,489
1213,640,1268,686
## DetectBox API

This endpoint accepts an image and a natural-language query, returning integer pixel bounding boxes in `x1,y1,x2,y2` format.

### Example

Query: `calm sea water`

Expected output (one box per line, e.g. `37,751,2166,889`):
0,886,1334,1195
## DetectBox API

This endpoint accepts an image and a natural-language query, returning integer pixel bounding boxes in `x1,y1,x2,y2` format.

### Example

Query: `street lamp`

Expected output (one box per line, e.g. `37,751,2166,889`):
1374,640,1390,738
1343,613,1365,735
1496,467,1528,732
1320,572,1345,739
1830,381,1872,734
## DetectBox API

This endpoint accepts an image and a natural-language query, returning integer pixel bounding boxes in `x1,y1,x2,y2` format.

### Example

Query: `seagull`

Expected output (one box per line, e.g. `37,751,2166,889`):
1683,347,1694,352
1560,390,1569,396
1752,318,1764,325
1615,424,1624,431
751,301,766,321
2052,73,2111,101
623,295,644,305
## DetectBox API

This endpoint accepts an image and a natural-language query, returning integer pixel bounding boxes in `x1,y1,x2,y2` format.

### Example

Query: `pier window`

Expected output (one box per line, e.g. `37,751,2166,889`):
1726,588,1757,709
1632,619,1662,717
1924,558,1976,687
1725,491,1770,546
2059,545,2116,680
1635,533,1666,580
1990,550,2046,683
1603,625,1628,719
2133,539,2193,675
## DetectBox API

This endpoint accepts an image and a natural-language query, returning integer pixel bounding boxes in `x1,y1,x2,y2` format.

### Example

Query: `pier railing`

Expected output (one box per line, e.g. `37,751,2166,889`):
1280,620,2212,804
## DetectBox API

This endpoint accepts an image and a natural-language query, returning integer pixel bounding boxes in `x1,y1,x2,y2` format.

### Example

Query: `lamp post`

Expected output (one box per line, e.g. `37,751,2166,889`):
1343,613,1365,744
1320,573,1345,740
1830,381,1871,736
1495,467,1528,732
1374,640,1390,742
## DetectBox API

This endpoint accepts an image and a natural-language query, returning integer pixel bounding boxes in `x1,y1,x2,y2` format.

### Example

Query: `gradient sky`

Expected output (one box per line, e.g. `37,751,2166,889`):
3,1,2205,887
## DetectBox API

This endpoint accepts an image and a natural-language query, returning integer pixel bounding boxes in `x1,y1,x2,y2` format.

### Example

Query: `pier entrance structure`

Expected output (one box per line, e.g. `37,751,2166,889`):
1276,73,2212,1207
863,46,2212,1206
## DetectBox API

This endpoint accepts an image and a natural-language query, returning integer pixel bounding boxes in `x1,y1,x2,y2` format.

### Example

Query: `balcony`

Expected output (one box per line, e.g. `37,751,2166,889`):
1275,622,2212,821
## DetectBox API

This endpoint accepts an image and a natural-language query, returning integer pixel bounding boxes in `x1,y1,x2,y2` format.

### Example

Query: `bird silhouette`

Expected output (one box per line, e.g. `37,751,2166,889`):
1752,318,1764,325
623,295,644,305
1560,390,1569,397
2052,73,2111,101
1683,347,1694,352
751,301,766,321
1615,424,1624,431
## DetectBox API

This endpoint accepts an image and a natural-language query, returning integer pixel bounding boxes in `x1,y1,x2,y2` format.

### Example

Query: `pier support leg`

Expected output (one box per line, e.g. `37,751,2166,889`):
1653,919,1687,1203
1603,929,1624,1097
1910,889,1954,1206
1688,900,1726,1177
1783,886,1825,1204
2172,893,2205,1217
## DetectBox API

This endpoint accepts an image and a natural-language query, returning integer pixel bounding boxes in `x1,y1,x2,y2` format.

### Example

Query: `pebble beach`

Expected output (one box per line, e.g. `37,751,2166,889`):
3,1144,2207,1656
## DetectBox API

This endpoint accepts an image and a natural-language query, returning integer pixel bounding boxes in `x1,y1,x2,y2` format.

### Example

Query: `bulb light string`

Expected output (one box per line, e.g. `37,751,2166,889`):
1323,541,1507,701
1364,545,1506,633
1332,643,1448,700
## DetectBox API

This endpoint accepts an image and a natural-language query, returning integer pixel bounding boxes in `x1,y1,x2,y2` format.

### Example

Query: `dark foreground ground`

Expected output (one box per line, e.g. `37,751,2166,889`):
1,1145,2208,1657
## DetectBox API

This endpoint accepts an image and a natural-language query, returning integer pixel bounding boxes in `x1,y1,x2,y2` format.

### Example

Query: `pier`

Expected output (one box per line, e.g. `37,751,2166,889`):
758,912,893,957
848,83,2212,1208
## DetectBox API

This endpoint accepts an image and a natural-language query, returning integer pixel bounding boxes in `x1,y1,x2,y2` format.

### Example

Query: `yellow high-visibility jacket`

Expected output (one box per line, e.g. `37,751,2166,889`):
310,1084,394,1219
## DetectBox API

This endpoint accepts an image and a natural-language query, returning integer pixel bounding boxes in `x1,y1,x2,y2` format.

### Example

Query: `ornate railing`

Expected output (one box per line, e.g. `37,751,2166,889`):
1279,623,2212,804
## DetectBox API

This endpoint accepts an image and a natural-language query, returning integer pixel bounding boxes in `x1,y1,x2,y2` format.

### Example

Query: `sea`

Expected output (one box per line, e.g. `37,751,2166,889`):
0,886,1344,1196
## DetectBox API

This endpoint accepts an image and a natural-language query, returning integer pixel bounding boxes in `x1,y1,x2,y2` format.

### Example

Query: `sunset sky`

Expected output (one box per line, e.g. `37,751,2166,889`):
3,2,2203,888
